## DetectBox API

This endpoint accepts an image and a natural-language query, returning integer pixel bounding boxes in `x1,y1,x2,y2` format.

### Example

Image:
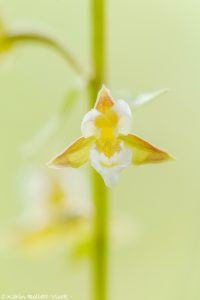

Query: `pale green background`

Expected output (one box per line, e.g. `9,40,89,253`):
0,0,200,299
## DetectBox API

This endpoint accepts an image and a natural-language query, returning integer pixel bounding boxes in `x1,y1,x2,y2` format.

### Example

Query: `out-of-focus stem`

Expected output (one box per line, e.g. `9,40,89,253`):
89,0,108,300
8,31,90,80
90,165,108,300
90,0,105,91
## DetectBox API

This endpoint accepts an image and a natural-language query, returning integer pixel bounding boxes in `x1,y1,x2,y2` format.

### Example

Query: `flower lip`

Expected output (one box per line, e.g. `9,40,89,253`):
90,144,132,187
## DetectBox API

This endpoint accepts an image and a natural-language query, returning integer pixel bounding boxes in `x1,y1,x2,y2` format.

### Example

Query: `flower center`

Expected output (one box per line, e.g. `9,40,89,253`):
94,110,118,128
93,110,121,158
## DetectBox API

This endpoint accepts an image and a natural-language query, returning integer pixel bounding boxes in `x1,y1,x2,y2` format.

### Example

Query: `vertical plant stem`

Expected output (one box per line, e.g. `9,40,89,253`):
89,0,108,300
90,170,108,300
90,0,105,90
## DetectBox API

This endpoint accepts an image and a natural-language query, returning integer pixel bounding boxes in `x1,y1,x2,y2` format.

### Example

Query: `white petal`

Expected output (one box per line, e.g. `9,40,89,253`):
114,100,132,135
90,145,132,188
81,109,100,137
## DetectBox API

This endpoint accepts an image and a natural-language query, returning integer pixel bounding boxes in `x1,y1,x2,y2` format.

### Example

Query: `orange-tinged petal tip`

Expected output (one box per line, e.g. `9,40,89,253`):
95,85,115,113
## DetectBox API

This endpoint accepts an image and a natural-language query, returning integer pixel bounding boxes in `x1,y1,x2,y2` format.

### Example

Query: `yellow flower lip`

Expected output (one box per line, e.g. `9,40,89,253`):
48,85,174,187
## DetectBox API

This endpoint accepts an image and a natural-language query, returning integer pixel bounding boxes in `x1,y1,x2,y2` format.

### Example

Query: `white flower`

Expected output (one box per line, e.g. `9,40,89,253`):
19,166,91,230
48,86,172,187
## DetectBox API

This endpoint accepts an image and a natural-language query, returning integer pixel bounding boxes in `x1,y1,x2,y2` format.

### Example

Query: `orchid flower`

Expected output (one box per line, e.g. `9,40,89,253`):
48,86,172,187
20,167,91,229
16,167,92,251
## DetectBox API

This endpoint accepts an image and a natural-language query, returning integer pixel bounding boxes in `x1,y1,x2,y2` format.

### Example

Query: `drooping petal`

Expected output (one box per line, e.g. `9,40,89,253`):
95,85,115,113
119,134,173,165
114,99,132,135
48,136,94,168
81,109,100,137
90,145,132,187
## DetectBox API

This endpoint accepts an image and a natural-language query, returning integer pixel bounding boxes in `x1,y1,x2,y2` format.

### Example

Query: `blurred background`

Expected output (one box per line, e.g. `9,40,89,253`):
0,0,200,299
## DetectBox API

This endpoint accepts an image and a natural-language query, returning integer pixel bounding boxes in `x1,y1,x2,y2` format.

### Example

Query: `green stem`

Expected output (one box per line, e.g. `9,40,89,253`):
91,0,105,89
90,169,108,300
8,31,90,80
89,0,108,300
